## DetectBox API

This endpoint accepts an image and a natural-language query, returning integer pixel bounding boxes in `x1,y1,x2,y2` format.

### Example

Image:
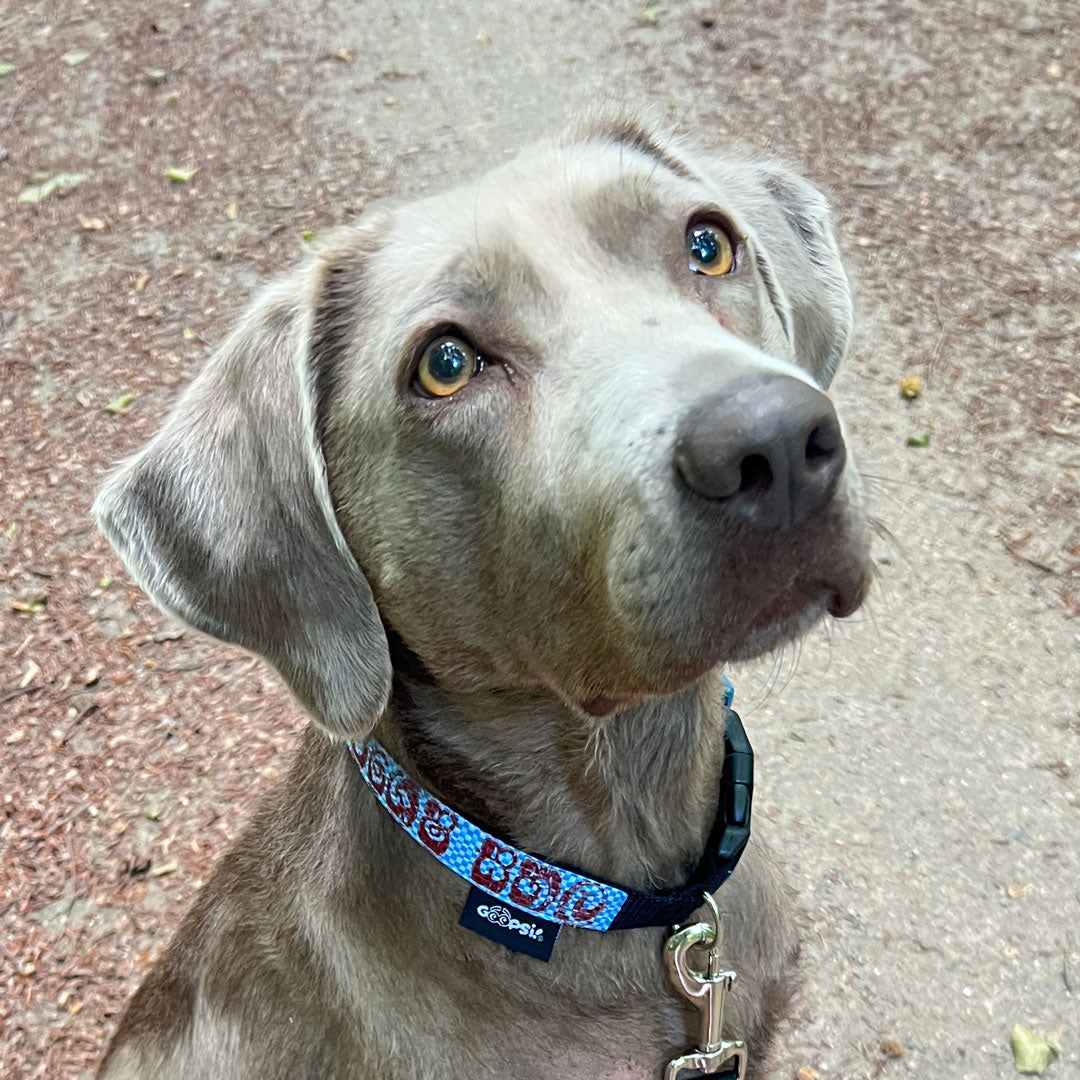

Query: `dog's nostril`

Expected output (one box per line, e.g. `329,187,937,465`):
675,374,846,528
738,454,773,494
805,423,837,463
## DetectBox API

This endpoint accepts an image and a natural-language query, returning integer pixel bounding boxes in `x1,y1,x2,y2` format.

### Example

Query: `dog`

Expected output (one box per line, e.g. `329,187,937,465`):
93,114,871,1079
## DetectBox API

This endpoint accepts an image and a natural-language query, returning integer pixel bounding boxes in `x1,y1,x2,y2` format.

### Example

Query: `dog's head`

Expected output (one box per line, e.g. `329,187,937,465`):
95,117,871,738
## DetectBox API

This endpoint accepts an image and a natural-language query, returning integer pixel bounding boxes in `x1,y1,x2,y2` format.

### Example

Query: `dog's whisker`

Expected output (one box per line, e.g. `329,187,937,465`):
776,634,805,697
816,618,835,675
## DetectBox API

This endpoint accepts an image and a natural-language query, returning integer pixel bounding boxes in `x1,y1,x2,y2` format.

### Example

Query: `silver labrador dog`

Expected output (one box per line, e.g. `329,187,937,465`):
94,115,871,1079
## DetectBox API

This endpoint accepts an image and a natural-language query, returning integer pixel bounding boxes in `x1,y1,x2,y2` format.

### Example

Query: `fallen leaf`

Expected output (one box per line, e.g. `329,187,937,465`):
78,214,107,230
789,731,807,742
69,692,98,717
1011,1024,1057,1074
225,200,239,220
17,172,88,205
880,1039,904,1057
105,392,136,415
635,4,667,25
10,600,46,614
20,659,41,688
11,587,47,614
67,999,84,1016
335,47,354,61
796,1068,820,1080
145,68,168,85
0,63,14,77
1005,882,1027,899
164,166,197,183
62,51,89,66
906,432,931,447
899,374,923,399
300,229,318,244
134,271,151,293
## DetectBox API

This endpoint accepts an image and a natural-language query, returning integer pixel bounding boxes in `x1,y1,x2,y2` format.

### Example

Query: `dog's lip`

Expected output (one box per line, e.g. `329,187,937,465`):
750,574,866,630
827,583,864,618
573,576,869,716
579,694,639,718
748,583,820,630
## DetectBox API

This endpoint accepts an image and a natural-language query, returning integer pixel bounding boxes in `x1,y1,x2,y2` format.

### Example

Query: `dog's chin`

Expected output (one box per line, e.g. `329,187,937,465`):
726,591,830,662
562,578,867,718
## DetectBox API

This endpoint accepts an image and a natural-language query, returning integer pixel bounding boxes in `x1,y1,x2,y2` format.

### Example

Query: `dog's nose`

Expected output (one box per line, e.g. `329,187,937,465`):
674,373,846,528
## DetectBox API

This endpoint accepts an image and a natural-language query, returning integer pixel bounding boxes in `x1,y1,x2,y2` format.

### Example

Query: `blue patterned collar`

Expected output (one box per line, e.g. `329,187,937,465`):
348,679,752,947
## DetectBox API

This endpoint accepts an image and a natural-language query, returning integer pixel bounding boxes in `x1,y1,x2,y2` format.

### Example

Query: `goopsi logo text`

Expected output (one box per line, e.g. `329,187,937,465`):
475,903,545,941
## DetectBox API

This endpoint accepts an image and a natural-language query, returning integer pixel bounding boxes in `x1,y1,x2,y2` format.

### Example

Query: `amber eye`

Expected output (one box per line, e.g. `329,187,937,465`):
686,221,735,276
415,335,480,397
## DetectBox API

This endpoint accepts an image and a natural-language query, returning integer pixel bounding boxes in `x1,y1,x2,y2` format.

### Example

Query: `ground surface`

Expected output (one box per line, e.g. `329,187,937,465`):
1,1,1078,1078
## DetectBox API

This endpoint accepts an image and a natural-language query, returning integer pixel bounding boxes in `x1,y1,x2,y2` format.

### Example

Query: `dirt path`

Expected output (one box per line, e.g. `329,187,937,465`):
2,2,1077,1077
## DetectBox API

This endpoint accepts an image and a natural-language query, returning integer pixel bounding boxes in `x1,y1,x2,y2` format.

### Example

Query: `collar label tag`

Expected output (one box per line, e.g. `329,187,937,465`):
459,885,561,961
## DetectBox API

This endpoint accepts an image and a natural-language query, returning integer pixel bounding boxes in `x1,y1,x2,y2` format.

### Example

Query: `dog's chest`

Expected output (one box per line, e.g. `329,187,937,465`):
419,992,687,1080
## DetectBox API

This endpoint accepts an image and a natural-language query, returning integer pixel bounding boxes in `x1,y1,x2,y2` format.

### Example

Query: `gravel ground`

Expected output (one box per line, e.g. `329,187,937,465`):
1,2,1077,1078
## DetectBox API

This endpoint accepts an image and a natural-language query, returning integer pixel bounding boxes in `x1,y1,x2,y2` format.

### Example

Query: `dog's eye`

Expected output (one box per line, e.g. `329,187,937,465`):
686,221,735,276
415,336,480,397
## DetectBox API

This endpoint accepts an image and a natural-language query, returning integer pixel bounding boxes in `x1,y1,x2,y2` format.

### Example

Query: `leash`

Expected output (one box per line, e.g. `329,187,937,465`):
347,677,752,1077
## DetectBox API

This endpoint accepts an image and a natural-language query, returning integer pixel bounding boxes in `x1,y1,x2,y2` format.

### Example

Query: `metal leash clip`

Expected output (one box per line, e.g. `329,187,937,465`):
663,892,747,1080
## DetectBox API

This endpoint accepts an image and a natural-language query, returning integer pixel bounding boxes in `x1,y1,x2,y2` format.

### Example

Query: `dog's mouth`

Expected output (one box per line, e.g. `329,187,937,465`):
733,570,869,659
575,574,868,718
747,577,860,631
747,584,820,631
579,694,640,718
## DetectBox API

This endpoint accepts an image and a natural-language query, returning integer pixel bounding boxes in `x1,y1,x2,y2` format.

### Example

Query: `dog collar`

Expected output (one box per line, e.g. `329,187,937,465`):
347,679,751,954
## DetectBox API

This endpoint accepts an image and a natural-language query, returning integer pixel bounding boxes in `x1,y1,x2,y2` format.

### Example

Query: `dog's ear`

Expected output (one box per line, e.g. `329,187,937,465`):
754,162,853,387
93,236,392,740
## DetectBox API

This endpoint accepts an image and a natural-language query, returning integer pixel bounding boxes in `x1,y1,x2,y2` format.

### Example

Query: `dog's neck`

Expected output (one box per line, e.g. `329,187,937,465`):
377,672,731,891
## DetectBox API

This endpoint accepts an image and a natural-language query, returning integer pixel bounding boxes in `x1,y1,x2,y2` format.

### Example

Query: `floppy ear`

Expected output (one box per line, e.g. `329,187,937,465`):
754,162,853,387
93,243,392,740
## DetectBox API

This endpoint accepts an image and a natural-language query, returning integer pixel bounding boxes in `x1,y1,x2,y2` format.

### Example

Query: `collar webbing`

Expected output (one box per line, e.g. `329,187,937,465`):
346,680,752,932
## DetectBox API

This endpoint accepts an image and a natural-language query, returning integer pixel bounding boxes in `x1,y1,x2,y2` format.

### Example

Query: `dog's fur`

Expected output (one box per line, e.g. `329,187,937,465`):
94,116,871,1079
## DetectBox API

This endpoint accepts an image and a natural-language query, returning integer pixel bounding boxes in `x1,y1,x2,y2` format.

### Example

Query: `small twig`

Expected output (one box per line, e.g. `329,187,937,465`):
1035,323,1080,344
1003,544,1059,574
926,293,946,385
0,684,43,705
